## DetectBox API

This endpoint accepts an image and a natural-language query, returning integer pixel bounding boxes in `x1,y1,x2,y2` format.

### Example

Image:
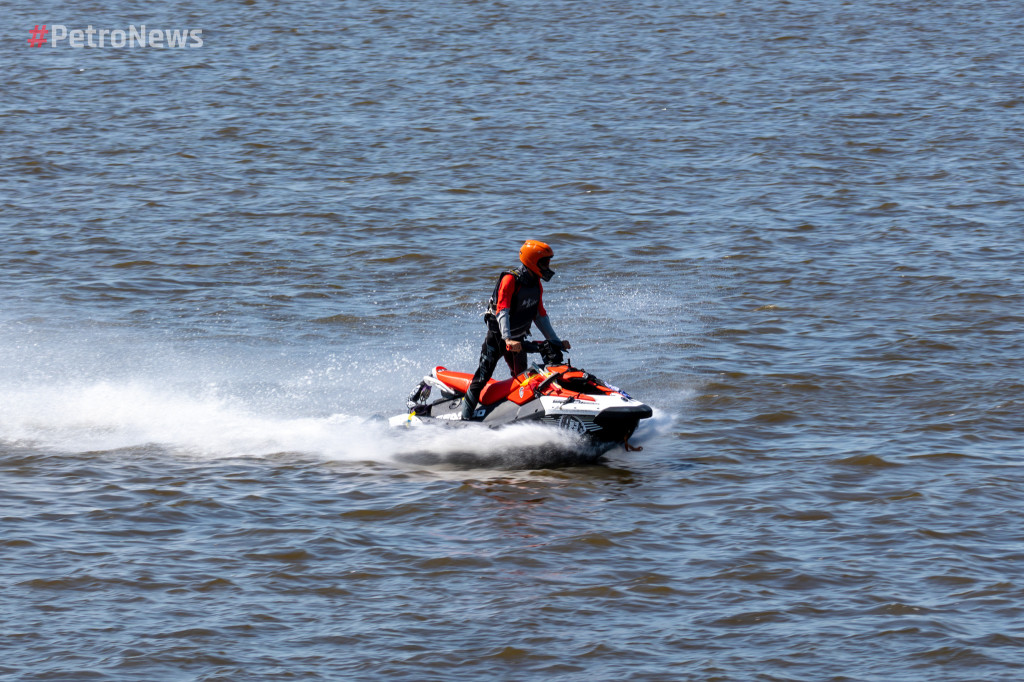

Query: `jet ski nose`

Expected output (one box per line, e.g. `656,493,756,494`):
592,404,653,442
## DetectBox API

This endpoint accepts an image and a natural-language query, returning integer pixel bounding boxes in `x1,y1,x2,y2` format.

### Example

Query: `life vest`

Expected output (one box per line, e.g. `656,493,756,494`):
485,266,542,339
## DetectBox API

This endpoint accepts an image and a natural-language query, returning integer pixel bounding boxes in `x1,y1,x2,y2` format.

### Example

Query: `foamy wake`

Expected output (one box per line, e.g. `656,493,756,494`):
0,381,668,467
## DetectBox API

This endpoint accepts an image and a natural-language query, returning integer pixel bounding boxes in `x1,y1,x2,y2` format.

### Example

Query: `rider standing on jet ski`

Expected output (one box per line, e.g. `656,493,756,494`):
461,240,571,421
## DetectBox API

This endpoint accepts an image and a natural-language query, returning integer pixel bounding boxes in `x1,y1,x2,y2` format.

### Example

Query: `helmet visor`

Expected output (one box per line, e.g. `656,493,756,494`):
537,257,555,282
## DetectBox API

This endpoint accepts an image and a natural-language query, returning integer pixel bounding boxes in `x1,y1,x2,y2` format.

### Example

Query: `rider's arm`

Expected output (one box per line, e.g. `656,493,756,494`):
533,286,570,348
532,282,559,342
495,274,516,339
534,314,561,344
497,309,512,339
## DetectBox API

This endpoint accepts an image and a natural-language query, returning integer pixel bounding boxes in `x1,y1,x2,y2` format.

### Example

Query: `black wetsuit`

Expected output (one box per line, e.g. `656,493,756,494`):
461,266,545,420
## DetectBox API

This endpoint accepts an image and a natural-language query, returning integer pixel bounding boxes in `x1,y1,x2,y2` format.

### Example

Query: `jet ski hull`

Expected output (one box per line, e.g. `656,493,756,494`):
390,358,653,451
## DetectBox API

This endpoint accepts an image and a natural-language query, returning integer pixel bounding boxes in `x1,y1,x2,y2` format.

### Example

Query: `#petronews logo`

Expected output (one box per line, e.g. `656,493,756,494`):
27,24,203,48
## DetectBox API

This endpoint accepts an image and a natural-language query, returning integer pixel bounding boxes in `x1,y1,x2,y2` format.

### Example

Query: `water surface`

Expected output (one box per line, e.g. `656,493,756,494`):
2,0,1023,679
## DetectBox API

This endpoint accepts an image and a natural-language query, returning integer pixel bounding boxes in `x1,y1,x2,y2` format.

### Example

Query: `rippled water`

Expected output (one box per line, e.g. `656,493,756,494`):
3,0,1024,679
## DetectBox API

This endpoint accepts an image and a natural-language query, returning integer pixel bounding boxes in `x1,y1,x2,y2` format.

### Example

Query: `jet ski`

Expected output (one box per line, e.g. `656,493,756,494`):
389,341,653,452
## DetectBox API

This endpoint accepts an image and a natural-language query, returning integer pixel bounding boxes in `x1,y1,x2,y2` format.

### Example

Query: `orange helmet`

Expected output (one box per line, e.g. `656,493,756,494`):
519,240,555,281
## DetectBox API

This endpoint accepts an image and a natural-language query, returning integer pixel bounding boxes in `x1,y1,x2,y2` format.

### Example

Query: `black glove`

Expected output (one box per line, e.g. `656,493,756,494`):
540,342,564,366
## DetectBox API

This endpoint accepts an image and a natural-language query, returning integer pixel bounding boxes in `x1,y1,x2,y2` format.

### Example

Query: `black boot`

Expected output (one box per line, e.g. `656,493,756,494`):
460,394,478,421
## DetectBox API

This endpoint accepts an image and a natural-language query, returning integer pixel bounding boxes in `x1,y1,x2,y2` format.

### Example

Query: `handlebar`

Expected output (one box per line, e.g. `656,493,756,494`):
519,340,565,365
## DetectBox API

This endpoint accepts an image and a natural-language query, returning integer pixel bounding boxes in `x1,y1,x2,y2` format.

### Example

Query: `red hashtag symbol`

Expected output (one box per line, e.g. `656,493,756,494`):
28,25,48,47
